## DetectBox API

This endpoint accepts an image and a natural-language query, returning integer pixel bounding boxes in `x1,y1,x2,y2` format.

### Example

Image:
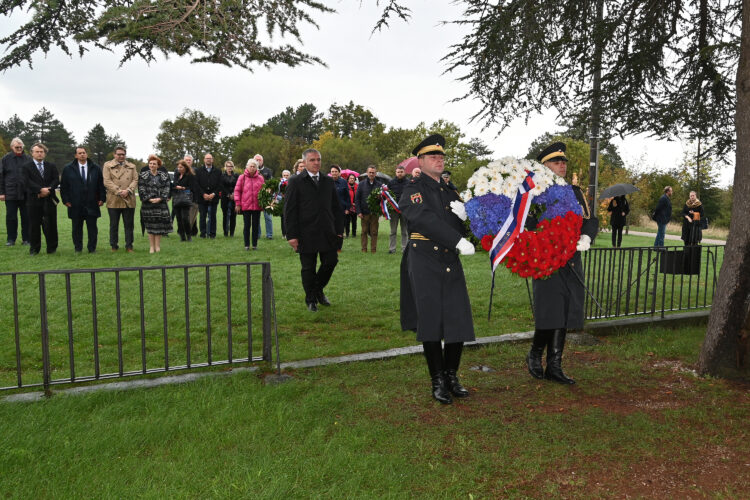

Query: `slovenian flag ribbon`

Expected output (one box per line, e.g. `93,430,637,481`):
379,185,401,220
489,171,536,272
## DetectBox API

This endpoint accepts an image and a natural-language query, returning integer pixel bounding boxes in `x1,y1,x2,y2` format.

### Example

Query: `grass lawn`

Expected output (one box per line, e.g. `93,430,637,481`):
1,324,748,498
0,207,720,389
0,208,746,498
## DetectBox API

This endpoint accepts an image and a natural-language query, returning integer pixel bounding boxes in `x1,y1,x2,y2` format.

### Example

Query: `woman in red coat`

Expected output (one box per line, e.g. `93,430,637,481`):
345,174,358,237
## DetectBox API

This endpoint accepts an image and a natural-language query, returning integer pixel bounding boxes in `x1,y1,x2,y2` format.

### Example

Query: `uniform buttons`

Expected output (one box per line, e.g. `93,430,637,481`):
571,263,575,267
413,243,417,248
446,267,451,272
444,249,448,253
433,246,439,251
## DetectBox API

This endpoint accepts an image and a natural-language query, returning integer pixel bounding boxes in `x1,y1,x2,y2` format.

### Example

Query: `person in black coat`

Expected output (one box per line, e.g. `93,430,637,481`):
526,142,599,385
195,153,222,238
652,186,673,246
60,146,106,253
400,134,476,405
23,143,59,255
387,166,409,253
284,148,345,312
607,195,630,247
681,191,705,245
0,137,31,246
220,161,239,237
172,159,203,242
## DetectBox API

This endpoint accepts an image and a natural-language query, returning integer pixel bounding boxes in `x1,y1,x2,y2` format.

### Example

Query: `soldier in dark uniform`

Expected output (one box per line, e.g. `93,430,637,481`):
399,134,476,404
526,142,598,384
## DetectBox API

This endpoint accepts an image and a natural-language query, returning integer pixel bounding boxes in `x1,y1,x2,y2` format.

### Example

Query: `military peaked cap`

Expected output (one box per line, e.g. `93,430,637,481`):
412,134,446,157
537,142,568,164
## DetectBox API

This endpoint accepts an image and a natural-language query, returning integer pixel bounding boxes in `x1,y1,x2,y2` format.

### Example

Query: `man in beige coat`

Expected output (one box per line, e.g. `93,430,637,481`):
102,146,138,252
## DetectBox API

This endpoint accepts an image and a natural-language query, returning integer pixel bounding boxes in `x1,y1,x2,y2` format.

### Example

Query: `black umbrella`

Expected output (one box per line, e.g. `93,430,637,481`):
598,183,639,200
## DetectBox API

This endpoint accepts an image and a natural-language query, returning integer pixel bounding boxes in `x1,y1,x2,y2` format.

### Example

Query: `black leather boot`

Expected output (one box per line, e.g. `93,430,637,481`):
423,342,452,404
544,329,575,384
526,329,549,379
443,342,469,398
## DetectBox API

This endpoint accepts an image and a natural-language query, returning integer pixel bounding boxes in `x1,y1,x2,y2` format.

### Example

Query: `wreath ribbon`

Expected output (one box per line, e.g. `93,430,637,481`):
379,185,401,220
490,171,535,272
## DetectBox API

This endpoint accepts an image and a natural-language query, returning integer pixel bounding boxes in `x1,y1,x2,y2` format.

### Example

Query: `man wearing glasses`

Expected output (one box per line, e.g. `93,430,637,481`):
102,146,138,252
0,137,31,246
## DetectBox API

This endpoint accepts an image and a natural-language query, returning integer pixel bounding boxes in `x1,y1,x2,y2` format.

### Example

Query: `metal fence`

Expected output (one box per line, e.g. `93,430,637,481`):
0,262,277,393
581,245,723,320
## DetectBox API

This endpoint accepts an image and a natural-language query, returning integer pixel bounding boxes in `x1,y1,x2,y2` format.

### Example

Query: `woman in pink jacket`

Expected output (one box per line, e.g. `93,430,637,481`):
234,158,265,250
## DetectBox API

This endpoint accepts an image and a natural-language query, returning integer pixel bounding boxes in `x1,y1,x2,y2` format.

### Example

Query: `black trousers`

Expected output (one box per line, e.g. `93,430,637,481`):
346,212,357,236
199,203,218,237
71,215,99,252
220,198,237,236
174,205,192,239
242,210,261,248
4,198,29,243
611,227,623,247
299,250,338,304
108,207,135,250
27,198,58,254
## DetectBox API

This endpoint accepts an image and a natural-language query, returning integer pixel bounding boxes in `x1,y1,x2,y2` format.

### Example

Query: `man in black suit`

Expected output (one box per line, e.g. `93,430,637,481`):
284,148,345,312
195,153,222,238
60,146,107,253
23,143,59,255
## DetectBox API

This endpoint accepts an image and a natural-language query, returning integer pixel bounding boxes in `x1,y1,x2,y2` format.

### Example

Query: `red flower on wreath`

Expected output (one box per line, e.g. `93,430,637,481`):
480,234,494,252
500,212,583,279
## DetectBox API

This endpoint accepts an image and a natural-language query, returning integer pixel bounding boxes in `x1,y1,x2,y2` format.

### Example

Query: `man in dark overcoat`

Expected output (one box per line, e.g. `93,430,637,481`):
195,153,222,238
23,142,60,255
652,186,673,247
0,137,31,246
399,134,476,404
284,148,345,312
526,142,599,384
60,146,107,253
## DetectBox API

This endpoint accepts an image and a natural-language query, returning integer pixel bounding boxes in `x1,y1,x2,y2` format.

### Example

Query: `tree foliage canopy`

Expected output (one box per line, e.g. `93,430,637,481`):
438,0,740,159
0,0,333,71
154,108,221,168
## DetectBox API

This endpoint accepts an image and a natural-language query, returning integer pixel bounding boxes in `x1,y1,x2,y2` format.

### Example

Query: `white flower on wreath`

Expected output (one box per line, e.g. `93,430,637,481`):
461,189,472,201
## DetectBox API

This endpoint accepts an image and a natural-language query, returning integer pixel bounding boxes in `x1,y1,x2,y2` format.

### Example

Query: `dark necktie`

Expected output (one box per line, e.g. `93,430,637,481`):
312,175,319,184
81,165,86,180
36,162,44,176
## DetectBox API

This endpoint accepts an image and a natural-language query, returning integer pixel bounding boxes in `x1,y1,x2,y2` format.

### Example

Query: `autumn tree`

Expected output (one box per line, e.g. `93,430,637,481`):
154,108,221,168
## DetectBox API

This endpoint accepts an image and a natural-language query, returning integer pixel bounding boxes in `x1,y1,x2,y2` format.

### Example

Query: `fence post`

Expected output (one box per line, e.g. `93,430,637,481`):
39,273,51,396
262,263,272,362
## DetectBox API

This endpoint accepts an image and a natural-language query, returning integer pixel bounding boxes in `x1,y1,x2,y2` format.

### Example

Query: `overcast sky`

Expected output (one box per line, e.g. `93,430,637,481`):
0,1,734,186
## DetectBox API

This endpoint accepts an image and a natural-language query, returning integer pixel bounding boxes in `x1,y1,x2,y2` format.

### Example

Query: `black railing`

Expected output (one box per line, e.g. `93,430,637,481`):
0,262,276,393
580,245,723,320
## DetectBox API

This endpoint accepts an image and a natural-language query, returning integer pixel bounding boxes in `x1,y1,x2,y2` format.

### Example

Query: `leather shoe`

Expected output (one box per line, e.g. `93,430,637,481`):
306,302,318,312
316,292,331,306
5,241,14,246
22,241,30,246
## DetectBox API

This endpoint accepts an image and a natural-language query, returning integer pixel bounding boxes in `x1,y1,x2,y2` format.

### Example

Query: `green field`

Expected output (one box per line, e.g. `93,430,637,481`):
0,207,718,390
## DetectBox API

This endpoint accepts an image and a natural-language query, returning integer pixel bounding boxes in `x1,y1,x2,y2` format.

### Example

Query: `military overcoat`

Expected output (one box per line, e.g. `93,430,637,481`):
399,174,475,343
532,185,599,330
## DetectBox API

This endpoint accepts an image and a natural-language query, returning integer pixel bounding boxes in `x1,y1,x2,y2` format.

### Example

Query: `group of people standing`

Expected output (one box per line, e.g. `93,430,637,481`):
652,186,706,247
0,139,287,254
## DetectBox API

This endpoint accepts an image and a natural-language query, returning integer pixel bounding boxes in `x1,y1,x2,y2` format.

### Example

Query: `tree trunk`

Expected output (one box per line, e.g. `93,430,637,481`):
697,0,750,378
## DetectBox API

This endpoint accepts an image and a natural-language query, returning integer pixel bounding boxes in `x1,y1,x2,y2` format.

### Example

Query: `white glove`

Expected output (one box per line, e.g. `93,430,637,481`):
456,238,475,255
576,234,591,252
450,200,467,221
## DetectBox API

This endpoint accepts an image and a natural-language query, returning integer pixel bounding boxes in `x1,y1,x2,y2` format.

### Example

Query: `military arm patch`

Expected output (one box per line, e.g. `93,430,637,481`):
410,192,423,204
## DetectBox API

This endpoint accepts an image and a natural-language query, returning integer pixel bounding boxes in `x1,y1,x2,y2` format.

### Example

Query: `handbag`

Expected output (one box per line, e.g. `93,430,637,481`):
172,188,193,208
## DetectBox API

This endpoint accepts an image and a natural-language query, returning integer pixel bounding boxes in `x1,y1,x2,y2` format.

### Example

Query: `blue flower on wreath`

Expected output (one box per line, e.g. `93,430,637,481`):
534,185,582,221
465,193,512,238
